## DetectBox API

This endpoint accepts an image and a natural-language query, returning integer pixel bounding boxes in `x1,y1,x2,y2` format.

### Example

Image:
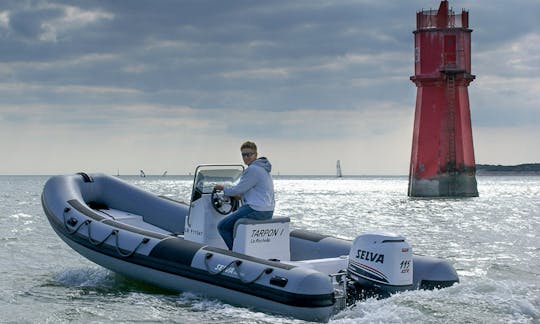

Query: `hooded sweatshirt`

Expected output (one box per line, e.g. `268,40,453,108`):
223,157,275,211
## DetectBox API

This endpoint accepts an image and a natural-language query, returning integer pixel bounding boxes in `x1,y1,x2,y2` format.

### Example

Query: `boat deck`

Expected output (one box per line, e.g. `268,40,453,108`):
94,208,174,236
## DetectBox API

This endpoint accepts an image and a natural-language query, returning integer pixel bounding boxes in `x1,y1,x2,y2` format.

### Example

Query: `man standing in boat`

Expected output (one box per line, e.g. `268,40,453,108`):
214,141,275,250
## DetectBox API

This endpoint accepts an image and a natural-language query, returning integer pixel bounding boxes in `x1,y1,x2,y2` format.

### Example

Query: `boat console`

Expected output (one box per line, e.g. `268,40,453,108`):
184,165,292,260
184,165,243,248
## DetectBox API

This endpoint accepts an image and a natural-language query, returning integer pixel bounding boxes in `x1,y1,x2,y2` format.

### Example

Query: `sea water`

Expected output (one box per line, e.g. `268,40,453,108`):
0,175,538,323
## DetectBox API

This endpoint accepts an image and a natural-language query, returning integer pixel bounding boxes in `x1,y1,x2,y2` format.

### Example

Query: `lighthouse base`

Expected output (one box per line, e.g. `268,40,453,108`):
408,173,478,197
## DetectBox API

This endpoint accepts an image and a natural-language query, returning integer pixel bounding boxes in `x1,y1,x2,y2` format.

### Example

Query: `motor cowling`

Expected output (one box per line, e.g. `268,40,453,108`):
347,232,413,294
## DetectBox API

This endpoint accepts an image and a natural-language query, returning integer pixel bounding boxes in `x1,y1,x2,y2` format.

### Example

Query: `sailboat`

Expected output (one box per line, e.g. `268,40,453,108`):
140,170,146,177
336,160,343,178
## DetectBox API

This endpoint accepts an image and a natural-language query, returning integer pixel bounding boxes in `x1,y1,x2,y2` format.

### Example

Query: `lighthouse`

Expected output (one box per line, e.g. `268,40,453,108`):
408,0,478,197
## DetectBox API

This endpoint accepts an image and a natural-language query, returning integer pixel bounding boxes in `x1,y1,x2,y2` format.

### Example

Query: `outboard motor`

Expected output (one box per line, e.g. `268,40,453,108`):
347,232,413,296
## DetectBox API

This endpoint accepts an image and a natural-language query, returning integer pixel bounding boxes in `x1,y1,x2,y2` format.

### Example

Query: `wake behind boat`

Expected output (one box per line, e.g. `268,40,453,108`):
41,165,459,322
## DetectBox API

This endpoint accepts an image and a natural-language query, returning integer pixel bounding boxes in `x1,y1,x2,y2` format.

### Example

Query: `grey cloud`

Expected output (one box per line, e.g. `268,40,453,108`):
8,8,59,39
1,1,538,119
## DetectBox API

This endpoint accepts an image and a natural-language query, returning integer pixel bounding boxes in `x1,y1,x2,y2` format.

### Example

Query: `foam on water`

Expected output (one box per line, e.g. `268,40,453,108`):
333,280,540,323
55,267,113,288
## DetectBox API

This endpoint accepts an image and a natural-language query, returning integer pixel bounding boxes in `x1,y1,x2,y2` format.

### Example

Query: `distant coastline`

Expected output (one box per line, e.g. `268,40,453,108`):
476,163,540,175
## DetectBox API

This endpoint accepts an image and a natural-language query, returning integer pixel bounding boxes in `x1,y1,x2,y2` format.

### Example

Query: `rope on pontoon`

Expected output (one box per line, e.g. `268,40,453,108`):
63,207,89,234
88,226,116,246
62,206,150,258
114,231,150,258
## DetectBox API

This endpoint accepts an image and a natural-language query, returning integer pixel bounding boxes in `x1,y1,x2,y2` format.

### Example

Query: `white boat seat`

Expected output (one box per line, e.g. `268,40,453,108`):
232,217,291,261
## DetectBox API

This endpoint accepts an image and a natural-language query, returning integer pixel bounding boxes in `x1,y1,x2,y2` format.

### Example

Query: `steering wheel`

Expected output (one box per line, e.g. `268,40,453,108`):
211,189,238,215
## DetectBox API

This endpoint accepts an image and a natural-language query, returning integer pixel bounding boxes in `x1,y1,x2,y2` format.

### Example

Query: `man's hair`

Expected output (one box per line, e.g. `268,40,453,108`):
240,141,257,152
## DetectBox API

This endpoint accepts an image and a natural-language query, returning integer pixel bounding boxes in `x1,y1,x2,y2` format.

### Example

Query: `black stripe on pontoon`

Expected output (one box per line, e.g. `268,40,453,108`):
148,236,206,266
43,197,333,308
290,229,329,242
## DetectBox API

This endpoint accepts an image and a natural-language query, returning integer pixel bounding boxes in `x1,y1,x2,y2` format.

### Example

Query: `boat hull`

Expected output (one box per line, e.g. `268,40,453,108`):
42,173,336,322
42,172,459,322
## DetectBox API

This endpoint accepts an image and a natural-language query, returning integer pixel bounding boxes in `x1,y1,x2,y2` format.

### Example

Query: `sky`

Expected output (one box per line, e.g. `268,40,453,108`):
0,0,539,175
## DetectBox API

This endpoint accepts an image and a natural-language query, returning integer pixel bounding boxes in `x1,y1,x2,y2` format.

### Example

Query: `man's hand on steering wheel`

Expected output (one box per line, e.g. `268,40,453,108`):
211,188,238,215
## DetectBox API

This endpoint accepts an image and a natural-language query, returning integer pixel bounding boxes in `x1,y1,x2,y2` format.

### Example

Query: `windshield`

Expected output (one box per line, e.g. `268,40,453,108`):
192,165,244,199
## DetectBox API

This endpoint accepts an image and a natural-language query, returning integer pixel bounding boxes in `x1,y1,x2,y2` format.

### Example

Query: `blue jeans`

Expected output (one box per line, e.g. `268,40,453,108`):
217,205,273,250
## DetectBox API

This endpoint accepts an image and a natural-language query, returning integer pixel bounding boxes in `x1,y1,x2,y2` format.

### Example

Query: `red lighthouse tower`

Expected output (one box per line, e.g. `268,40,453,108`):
408,0,478,197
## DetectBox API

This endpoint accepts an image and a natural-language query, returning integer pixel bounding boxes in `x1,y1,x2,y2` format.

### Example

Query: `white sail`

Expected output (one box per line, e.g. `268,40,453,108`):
336,160,342,178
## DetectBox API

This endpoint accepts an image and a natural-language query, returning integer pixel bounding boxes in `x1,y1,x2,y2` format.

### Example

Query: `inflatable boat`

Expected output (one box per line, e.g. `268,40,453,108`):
41,165,459,322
